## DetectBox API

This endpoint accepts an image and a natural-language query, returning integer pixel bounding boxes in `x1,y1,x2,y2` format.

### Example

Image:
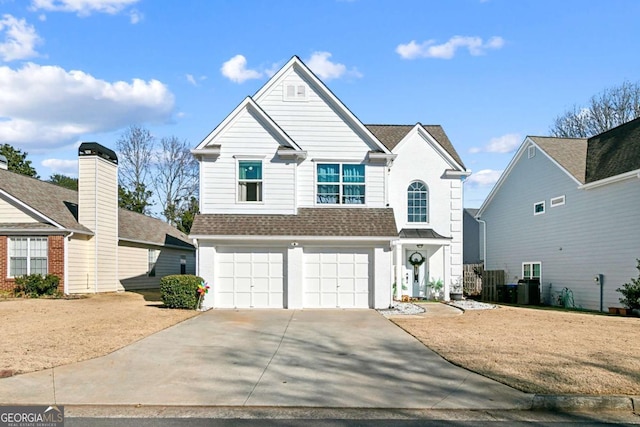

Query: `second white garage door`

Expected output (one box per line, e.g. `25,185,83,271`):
216,248,284,308
304,249,370,308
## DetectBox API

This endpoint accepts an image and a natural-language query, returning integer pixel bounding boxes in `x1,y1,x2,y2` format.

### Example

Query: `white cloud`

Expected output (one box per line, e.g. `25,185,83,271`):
396,35,505,59
466,169,503,187
30,0,139,16
185,74,196,86
42,158,78,175
221,54,263,84
128,9,142,23
470,133,521,154
0,14,41,62
0,62,175,148
305,51,362,80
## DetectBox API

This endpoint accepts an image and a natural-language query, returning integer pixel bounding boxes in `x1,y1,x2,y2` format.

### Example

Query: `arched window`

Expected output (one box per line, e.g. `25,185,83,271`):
407,181,428,223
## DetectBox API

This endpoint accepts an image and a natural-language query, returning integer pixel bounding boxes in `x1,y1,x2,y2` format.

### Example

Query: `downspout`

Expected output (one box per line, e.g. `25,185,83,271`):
94,157,98,293
64,232,74,295
477,218,487,268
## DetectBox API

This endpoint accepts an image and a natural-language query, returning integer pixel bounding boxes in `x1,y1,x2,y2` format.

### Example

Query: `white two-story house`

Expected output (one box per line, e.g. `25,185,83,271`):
190,56,469,309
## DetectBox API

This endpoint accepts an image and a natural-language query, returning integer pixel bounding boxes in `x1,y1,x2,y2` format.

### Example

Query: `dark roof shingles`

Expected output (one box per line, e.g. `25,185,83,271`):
366,124,466,168
585,117,640,183
191,208,398,238
0,169,193,248
529,136,588,183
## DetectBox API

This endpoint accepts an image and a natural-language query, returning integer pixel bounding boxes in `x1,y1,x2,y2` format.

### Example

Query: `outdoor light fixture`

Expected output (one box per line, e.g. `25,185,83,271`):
417,244,423,248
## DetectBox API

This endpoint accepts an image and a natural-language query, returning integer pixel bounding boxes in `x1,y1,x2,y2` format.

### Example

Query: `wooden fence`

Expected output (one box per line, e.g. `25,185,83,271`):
481,270,506,302
463,263,483,296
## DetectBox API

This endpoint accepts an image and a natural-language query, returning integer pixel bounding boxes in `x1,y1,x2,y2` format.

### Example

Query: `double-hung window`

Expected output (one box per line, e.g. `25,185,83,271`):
522,262,541,280
8,237,48,277
317,163,365,205
238,160,262,202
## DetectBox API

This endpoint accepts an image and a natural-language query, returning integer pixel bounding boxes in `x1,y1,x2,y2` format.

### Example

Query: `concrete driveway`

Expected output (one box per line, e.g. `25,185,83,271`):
0,309,531,409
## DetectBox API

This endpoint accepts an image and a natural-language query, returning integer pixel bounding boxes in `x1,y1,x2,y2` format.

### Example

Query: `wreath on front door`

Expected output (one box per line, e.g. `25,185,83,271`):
408,251,425,267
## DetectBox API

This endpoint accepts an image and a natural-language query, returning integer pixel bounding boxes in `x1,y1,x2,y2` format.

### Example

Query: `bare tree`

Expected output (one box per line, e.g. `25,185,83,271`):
550,81,640,138
153,136,198,226
116,125,155,214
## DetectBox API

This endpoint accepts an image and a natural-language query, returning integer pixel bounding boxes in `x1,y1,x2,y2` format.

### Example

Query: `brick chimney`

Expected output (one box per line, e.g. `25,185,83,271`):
77,143,119,292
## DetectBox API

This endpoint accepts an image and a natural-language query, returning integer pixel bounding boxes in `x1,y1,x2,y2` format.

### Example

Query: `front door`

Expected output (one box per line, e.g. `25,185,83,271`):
406,250,428,298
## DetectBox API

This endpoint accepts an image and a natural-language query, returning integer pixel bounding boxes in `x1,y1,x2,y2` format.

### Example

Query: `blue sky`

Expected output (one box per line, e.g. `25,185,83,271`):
0,0,639,207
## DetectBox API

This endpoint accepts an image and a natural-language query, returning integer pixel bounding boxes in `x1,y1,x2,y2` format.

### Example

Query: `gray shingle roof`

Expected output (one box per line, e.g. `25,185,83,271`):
366,124,466,169
0,168,193,248
586,117,640,183
529,136,588,183
191,208,398,238
399,228,450,239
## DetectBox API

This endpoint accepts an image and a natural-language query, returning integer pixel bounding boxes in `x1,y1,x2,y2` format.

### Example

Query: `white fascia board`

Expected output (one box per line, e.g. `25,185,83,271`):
398,238,451,247
253,56,392,155
188,235,398,243
367,152,397,165
0,189,66,230
578,168,640,189
443,169,472,179
194,96,303,152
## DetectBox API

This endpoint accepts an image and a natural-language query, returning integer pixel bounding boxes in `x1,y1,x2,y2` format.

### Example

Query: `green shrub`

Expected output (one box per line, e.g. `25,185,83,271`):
617,259,640,310
14,274,60,297
160,274,205,309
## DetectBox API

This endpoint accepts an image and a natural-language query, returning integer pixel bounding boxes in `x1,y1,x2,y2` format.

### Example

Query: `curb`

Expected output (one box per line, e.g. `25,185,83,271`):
531,395,638,412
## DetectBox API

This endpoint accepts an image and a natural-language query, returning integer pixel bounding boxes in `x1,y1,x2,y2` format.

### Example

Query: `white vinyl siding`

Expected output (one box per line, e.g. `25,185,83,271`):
199,107,295,214
0,197,40,223
8,237,47,277
118,242,196,290
67,235,94,294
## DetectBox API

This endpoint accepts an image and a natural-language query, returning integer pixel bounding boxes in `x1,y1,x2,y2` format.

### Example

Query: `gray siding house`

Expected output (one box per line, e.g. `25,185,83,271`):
477,117,640,311
463,208,481,264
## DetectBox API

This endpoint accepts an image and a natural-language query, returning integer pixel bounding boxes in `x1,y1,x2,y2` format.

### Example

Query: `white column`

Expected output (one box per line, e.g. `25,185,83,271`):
443,244,451,301
395,241,403,301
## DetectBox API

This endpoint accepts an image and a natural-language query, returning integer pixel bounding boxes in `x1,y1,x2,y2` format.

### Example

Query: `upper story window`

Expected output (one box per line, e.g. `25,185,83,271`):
316,163,365,205
533,201,545,215
283,83,308,101
528,146,536,158
8,237,47,277
238,160,263,202
407,181,428,223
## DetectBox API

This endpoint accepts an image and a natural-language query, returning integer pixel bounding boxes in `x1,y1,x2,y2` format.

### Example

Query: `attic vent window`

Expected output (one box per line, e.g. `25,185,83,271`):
528,146,536,159
283,83,308,101
550,195,565,207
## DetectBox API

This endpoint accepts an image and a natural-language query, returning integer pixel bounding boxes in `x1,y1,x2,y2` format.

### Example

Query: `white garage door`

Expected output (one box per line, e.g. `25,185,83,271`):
216,248,284,308
304,249,370,308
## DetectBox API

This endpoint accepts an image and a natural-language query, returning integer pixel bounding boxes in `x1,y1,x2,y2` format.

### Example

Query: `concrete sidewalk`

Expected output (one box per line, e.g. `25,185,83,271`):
0,309,533,409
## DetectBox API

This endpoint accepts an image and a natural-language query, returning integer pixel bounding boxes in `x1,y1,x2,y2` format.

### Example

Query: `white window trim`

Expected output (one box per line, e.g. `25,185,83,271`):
528,146,536,159
550,195,565,207
522,261,542,280
533,201,545,215
236,158,265,204
407,181,429,224
315,163,366,206
148,248,160,277
7,236,48,278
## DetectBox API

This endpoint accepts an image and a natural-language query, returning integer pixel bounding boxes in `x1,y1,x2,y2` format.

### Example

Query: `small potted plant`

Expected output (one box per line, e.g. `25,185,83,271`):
449,277,464,301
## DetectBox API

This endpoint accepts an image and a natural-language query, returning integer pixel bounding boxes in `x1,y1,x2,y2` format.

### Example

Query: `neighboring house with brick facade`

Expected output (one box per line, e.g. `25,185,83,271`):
190,56,470,309
0,143,195,294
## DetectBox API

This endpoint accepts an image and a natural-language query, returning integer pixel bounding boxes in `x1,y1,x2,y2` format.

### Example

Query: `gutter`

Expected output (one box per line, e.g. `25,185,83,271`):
578,168,640,190
64,232,74,295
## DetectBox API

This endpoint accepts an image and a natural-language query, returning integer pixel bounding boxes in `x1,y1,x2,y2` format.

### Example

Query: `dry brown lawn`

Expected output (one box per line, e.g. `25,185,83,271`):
0,292,198,377
2,294,639,396
393,304,640,395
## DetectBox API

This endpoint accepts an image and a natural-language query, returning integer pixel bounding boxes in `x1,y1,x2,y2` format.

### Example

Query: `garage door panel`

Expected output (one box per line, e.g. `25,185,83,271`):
215,248,285,308
304,249,370,308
